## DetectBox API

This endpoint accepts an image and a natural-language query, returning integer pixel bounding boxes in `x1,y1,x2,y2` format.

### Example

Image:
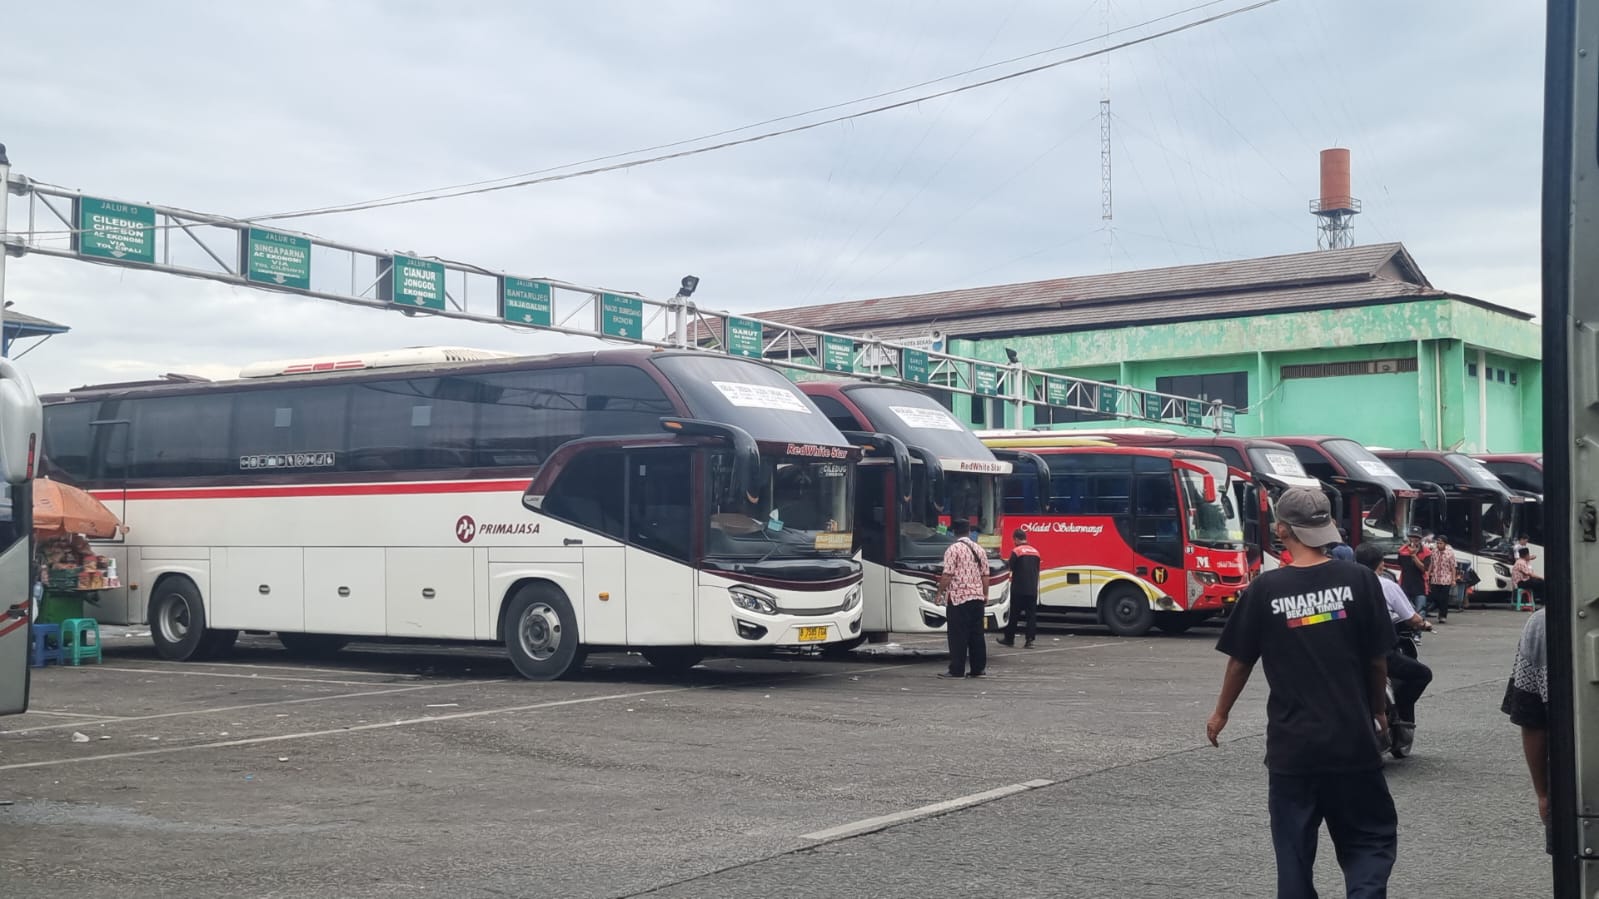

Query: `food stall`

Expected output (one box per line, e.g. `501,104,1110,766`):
33,479,122,624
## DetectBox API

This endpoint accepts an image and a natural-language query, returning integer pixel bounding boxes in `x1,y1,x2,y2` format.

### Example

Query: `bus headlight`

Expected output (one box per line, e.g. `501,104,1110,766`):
986,583,1009,606
730,585,778,616
916,582,940,604
1494,562,1512,578
841,586,862,612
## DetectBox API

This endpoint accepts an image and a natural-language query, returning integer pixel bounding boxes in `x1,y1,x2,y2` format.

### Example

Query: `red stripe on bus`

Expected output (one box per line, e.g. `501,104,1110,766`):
86,480,530,502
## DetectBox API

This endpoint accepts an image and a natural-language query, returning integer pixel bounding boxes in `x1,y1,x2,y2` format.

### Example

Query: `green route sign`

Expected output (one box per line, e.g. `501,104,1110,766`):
243,228,311,290
601,293,643,339
1216,407,1237,433
1098,385,1120,414
1144,392,1164,422
1185,400,1205,428
726,317,763,358
974,363,1000,396
500,277,553,326
380,254,446,310
822,335,854,373
901,348,930,384
74,196,155,263
1046,378,1069,407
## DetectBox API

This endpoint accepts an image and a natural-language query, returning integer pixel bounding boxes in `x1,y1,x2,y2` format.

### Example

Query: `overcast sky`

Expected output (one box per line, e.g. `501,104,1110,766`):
0,0,1544,392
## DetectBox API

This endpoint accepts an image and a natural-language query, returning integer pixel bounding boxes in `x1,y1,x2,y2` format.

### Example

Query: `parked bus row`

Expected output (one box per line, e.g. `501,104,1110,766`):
20,346,1546,684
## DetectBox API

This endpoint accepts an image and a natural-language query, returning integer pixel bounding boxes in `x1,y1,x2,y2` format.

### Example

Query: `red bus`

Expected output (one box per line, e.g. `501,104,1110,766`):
1475,453,1544,562
980,428,1320,574
1375,448,1527,595
982,439,1248,636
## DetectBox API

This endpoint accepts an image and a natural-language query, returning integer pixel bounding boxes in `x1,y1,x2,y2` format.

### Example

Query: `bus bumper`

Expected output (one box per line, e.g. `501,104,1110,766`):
697,579,865,648
1187,583,1242,613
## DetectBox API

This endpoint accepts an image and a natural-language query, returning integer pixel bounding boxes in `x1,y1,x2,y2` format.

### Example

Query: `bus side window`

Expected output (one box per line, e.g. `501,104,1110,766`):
628,450,692,562
543,452,627,541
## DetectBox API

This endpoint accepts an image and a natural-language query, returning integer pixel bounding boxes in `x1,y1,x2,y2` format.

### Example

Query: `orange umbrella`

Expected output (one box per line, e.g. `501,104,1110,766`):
33,478,121,539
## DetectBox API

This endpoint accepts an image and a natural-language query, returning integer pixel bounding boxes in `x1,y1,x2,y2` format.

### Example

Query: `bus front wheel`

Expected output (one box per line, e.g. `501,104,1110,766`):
504,584,582,681
1099,585,1155,637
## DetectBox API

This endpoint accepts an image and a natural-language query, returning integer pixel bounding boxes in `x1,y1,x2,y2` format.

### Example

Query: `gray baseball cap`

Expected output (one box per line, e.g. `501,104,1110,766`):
1275,487,1341,547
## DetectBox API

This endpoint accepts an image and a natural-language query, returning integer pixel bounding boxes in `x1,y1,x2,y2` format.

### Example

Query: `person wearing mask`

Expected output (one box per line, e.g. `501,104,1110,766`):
1207,488,1396,897
1355,543,1434,754
935,519,990,679
1426,535,1459,624
1397,528,1431,618
998,528,1041,648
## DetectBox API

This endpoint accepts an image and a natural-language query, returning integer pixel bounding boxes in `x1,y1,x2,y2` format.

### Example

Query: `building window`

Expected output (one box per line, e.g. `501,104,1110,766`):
1497,368,1507,383
1510,372,1519,386
1467,362,1478,377
1283,358,1419,380
1155,372,1248,408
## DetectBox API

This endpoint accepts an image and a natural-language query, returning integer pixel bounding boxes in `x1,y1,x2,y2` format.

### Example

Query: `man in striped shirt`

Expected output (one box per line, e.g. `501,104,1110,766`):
1426,536,1459,624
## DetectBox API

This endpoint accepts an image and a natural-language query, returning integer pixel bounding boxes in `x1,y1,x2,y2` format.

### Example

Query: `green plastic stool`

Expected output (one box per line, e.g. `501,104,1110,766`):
1514,588,1537,612
60,617,102,665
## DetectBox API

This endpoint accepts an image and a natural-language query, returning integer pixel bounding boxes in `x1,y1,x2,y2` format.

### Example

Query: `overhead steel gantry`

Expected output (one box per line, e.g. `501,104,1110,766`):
0,147,1235,433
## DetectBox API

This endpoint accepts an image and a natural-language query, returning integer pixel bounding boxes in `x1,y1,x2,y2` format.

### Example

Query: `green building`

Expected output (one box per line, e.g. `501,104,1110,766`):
757,243,1541,452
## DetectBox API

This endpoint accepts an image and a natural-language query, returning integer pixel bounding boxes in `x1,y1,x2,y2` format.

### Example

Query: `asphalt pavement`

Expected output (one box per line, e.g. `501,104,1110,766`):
0,609,1550,898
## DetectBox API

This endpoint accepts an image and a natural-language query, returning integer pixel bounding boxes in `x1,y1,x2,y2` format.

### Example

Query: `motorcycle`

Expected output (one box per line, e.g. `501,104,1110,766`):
1384,627,1421,759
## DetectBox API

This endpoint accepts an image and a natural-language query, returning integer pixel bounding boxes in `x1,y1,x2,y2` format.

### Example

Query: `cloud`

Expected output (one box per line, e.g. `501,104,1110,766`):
0,0,1545,392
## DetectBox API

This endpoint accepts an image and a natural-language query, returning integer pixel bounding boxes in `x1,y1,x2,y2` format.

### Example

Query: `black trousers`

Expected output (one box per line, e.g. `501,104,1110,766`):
1427,583,1454,621
1386,651,1432,723
945,600,987,676
1003,593,1038,643
1268,769,1397,899
1519,576,1545,600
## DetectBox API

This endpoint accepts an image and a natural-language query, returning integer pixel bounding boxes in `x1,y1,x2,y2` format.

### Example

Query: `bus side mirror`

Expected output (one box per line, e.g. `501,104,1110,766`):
661,417,761,503
0,360,42,485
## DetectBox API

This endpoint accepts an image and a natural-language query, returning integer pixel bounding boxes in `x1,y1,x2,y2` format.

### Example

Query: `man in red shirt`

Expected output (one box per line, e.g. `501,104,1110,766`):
999,528,1041,648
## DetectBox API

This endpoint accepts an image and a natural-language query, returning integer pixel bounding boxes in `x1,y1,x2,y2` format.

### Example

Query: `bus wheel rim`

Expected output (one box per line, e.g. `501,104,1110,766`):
519,603,562,661
160,596,190,644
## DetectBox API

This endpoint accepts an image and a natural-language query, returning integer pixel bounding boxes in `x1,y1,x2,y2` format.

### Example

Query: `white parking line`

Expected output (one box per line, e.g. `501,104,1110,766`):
162,659,423,679
89,666,418,688
0,681,493,735
14,710,128,721
801,779,1056,842
0,686,691,771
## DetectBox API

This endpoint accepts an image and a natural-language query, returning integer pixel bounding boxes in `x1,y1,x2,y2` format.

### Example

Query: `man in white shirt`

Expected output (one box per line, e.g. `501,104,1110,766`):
1356,543,1434,751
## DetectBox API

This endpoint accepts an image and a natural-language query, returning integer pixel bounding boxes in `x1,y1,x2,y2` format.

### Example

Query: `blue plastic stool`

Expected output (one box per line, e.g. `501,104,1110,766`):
59,618,102,665
30,622,64,668
1515,588,1537,612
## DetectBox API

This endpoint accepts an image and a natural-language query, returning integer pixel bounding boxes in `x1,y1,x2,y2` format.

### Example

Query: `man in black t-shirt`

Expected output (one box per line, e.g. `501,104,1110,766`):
1208,487,1397,898
999,528,1041,647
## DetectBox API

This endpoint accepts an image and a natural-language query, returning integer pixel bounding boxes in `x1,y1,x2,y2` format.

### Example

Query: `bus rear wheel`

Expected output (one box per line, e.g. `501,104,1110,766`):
278,633,350,658
1100,585,1155,637
150,577,212,661
641,648,705,674
504,584,582,681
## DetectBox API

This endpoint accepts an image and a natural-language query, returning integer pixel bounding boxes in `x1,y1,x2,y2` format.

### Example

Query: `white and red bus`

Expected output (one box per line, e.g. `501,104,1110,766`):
981,440,1248,636
39,348,867,679
799,381,1014,639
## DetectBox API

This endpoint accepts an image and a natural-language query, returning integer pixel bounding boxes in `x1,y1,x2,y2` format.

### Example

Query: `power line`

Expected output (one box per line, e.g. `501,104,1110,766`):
16,0,1281,242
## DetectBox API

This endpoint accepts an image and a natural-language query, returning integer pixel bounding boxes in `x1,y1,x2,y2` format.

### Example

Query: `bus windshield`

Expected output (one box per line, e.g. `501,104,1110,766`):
652,354,847,446
1177,461,1245,549
706,452,854,560
899,469,1001,561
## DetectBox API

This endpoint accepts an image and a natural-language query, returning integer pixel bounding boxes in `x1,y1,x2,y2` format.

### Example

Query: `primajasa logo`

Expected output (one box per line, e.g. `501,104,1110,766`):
455,515,540,543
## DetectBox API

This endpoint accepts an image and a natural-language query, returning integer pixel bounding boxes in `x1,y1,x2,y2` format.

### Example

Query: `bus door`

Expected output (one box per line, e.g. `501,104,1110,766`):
0,359,43,716
626,448,695,645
